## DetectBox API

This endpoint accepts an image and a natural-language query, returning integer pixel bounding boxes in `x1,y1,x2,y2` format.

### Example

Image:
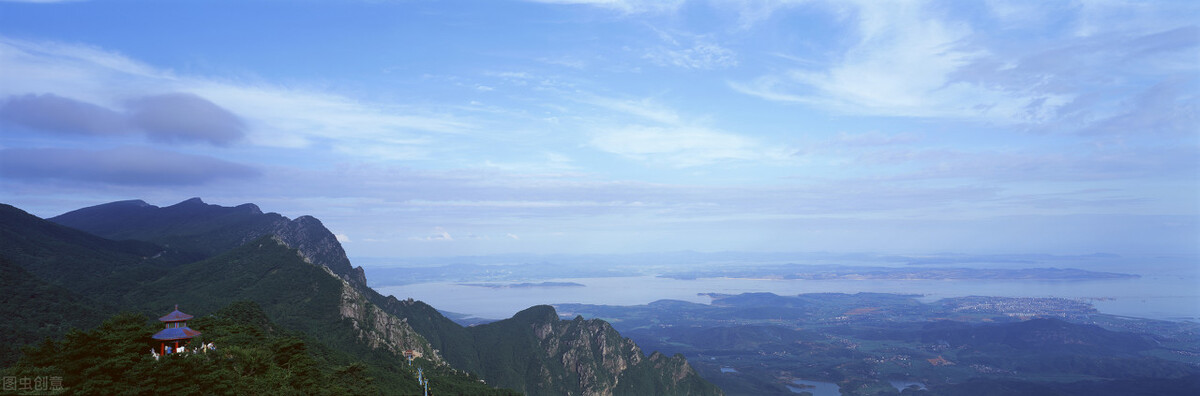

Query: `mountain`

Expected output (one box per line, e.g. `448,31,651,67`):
4,198,720,395
2,204,502,393
560,293,1200,395
5,299,440,395
919,318,1155,354
123,235,442,366
0,203,180,299
50,197,368,288
0,256,109,366
461,305,719,396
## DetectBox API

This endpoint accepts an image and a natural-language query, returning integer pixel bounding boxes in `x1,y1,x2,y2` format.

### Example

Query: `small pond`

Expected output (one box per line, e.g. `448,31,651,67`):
786,379,841,396
889,380,927,391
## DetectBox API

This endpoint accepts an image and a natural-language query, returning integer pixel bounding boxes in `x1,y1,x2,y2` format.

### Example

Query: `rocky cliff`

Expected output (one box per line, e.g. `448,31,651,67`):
467,305,722,396
47,198,721,395
335,270,442,364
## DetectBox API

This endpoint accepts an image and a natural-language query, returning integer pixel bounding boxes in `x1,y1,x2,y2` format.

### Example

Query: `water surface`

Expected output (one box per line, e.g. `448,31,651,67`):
375,273,1198,321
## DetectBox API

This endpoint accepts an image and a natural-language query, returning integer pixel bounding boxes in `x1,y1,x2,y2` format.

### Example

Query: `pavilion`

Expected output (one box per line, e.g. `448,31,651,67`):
152,305,201,355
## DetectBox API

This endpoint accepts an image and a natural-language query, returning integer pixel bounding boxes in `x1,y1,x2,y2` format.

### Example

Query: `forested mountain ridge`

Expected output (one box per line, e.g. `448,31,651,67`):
2,199,720,395
50,197,369,288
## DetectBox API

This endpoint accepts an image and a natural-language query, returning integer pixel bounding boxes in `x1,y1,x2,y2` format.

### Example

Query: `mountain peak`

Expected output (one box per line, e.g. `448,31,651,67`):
49,198,366,288
114,199,152,208
512,305,559,324
235,203,262,215
295,215,322,225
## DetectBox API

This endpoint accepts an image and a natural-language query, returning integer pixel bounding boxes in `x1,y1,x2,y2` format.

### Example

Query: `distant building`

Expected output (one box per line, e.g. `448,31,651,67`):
152,305,201,355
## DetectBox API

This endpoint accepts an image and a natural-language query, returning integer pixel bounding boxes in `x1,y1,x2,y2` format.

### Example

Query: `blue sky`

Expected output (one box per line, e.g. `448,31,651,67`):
0,0,1196,258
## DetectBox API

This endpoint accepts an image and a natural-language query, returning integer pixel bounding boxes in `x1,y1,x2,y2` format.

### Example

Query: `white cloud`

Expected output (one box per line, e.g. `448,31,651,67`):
646,42,738,70
730,0,1196,132
335,233,352,243
742,4,961,112
590,124,769,167
729,0,1074,122
525,0,685,14
410,227,454,242
578,94,788,167
831,131,921,147
0,36,471,160
582,95,681,124
483,152,577,173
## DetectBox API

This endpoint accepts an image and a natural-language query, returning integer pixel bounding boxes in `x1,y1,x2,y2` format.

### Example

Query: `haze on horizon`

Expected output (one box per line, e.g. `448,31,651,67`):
0,0,1196,259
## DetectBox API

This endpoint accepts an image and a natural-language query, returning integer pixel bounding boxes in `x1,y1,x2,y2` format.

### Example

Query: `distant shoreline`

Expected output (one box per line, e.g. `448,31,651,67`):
457,281,587,289
658,266,1139,281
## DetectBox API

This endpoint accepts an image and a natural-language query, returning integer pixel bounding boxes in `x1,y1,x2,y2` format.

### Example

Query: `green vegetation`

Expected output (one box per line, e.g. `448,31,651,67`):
3,301,521,395
3,199,716,395
0,257,108,367
4,302,377,395
48,198,281,260
561,293,1200,395
0,204,182,301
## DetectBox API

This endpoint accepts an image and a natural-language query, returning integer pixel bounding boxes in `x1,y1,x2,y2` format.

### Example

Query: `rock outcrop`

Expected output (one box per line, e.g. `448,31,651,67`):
336,272,442,363
48,198,722,395
466,305,722,396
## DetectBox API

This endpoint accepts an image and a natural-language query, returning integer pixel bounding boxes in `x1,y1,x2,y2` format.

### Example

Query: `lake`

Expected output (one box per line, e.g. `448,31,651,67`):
374,272,1200,322
786,379,840,395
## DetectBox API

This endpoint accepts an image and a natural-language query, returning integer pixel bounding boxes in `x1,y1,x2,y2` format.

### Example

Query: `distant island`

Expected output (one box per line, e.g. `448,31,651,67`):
660,265,1139,281
458,281,587,289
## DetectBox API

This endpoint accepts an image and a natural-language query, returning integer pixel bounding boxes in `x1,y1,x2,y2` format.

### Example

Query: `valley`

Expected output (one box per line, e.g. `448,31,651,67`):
555,292,1200,395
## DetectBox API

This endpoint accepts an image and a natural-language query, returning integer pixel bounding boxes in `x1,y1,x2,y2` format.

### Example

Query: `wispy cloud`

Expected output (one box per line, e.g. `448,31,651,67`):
731,0,1057,121
525,0,685,14
410,227,454,242
729,0,1198,134
645,42,737,70
0,36,471,159
0,92,246,146
0,146,260,186
589,124,765,167
578,95,786,167
582,96,681,124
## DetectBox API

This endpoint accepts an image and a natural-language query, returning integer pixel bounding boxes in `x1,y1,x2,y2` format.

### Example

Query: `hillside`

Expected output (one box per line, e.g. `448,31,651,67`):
50,197,369,287
0,203,181,299
0,257,109,366
559,293,1200,395
3,199,721,395
1,204,508,393
464,305,719,396
3,300,497,395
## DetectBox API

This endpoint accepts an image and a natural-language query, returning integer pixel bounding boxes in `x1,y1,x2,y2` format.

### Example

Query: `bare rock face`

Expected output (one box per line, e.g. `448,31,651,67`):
533,315,636,395
336,275,442,363
269,215,369,287
475,305,720,396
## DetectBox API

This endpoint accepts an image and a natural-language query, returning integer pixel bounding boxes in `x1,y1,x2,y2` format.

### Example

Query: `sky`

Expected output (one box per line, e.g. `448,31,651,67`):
0,0,1196,258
